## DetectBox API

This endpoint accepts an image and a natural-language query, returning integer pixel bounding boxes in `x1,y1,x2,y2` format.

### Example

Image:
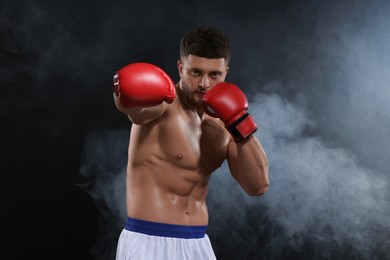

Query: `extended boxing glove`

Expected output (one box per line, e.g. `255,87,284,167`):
113,62,176,108
202,82,257,142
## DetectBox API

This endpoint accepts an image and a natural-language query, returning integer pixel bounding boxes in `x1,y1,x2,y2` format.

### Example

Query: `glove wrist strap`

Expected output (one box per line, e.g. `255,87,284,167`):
227,113,258,143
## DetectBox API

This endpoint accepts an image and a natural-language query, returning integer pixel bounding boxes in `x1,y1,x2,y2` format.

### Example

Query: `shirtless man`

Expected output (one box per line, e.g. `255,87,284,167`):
113,26,269,260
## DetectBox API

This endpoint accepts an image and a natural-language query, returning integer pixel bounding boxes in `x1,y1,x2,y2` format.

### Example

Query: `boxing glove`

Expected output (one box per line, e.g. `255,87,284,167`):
202,82,257,142
113,62,176,108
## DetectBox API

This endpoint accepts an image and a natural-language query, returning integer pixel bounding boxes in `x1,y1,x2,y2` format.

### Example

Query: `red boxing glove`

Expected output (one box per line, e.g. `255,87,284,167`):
113,62,175,108
202,82,257,142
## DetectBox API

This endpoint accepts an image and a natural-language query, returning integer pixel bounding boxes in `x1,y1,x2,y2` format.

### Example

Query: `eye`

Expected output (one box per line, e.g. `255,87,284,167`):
210,72,220,79
190,70,201,77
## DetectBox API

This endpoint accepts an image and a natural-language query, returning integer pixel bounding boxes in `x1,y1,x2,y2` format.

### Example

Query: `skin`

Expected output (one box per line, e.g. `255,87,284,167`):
114,54,269,226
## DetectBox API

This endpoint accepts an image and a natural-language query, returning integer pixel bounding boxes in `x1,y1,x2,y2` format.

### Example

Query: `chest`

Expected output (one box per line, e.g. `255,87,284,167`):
159,110,229,172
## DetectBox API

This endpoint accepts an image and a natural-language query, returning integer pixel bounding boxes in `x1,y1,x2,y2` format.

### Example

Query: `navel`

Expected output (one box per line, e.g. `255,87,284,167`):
175,153,183,160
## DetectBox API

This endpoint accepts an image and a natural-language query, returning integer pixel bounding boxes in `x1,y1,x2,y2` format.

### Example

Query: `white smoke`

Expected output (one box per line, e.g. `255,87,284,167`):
207,91,390,258
78,128,128,260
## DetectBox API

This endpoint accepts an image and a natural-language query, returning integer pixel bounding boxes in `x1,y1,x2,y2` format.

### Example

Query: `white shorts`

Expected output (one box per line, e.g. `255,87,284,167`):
116,217,216,260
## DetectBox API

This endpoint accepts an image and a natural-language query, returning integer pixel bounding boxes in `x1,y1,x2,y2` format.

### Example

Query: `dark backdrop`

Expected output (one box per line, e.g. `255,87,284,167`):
1,0,390,259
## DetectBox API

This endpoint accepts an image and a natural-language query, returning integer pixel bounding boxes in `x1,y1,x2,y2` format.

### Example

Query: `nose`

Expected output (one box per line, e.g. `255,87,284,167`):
198,76,211,90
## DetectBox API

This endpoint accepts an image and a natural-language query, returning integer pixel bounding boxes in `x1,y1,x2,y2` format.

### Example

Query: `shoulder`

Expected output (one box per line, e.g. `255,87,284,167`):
202,116,232,141
202,115,225,129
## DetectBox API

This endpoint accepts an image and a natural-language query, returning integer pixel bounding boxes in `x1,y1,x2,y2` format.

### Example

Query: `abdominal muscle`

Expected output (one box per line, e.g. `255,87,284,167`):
125,160,211,226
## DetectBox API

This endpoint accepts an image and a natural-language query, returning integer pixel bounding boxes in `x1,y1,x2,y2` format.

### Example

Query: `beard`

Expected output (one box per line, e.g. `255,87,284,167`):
178,80,203,110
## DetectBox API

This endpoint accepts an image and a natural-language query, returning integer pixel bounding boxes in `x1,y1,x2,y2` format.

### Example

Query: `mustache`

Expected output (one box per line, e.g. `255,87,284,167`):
180,81,205,95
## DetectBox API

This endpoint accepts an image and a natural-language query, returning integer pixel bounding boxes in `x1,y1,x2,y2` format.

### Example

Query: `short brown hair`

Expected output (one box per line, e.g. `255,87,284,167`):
179,26,231,64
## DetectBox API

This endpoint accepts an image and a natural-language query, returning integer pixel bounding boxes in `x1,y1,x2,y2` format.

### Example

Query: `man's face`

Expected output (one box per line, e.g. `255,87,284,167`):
177,54,229,109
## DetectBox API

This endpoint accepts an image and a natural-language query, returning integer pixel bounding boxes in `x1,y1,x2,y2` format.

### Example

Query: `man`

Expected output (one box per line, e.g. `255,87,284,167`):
113,26,269,260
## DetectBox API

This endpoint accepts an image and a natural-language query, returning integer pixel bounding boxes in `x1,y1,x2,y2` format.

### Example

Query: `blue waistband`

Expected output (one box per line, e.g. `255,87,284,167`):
124,217,207,239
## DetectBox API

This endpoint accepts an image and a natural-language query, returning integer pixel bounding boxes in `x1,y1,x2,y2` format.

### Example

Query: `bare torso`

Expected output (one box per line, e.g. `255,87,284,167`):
126,97,231,226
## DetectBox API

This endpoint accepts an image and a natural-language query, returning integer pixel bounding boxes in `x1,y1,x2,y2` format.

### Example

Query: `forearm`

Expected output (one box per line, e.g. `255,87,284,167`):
113,93,165,125
233,135,269,195
202,81,269,195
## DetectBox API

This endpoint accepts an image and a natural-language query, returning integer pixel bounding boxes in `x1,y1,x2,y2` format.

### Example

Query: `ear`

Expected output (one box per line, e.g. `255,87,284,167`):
177,60,183,77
